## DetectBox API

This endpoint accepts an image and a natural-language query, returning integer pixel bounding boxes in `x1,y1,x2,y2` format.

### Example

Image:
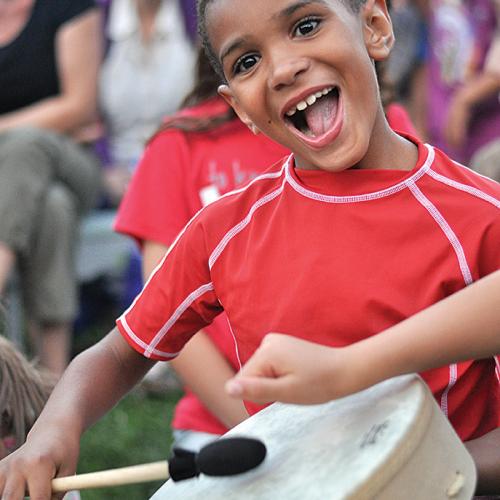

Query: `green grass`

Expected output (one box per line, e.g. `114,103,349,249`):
78,389,182,500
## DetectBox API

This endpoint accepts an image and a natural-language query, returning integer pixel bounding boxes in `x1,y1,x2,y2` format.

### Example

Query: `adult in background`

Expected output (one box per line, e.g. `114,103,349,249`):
425,0,500,164
97,0,197,205
470,0,500,182
0,0,102,376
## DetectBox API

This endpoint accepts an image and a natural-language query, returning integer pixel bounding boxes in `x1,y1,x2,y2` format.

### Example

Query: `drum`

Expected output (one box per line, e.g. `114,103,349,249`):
151,374,476,500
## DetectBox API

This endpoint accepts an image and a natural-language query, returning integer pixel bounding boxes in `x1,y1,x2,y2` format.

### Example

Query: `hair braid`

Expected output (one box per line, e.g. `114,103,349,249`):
0,335,55,449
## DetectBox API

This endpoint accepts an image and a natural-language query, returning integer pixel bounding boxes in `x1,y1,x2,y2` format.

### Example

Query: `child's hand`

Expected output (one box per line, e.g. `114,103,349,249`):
0,428,79,499
225,333,354,405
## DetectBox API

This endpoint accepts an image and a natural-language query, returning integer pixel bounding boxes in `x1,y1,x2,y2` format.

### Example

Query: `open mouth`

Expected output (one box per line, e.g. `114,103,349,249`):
284,86,340,139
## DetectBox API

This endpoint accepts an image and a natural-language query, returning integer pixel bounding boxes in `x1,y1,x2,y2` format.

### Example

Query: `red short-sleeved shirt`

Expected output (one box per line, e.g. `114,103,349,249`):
117,135,500,442
115,98,288,434
116,102,425,435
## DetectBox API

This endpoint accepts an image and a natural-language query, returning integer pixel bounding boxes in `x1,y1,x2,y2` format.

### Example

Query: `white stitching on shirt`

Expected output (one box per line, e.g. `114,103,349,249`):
225,316,243,371
440,363,458,417
285,145,435,203
208,179,286,269
145,282,215,357
120,166,287,353
408,182,475,415
426,167,500,208
121,165,287,320
119,316,180,359
408,183,474,285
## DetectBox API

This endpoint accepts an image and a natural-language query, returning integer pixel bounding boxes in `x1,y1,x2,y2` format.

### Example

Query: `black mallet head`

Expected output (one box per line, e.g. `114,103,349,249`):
169,437,267,482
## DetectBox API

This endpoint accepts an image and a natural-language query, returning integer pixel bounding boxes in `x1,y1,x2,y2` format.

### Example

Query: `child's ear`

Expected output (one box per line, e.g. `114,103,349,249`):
218,84,260,134
362,0,394,61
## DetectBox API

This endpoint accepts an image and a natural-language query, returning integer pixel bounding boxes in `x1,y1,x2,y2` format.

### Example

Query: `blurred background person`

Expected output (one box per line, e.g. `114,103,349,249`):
97,0,197,206
0,0,102,376
386,0,429,138
425,0,500,164
470,0,500,181
74,0,197,338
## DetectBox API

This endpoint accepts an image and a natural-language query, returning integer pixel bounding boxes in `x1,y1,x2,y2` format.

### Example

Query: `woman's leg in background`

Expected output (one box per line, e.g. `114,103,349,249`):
23,184,79,376
0,127,101,375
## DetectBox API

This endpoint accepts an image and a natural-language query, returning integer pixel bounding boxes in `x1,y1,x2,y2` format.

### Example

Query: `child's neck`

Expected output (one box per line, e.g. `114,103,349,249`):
353,121,418,172
295,117,419,173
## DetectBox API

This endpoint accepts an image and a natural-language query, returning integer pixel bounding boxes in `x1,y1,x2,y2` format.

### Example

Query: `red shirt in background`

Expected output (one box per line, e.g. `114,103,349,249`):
115,98,288,434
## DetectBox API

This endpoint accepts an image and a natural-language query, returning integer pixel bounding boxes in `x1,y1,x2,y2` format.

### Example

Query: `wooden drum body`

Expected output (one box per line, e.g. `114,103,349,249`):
152,374,476,499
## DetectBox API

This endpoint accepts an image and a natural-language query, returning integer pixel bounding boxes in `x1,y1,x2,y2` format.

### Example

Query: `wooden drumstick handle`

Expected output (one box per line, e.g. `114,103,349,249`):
51,461,169,492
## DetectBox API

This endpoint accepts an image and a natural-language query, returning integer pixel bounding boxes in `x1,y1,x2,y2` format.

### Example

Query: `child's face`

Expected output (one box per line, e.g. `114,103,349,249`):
209,0,394,171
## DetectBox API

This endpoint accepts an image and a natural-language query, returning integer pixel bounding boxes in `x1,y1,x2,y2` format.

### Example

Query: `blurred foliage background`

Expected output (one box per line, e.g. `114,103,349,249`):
78,388,182,500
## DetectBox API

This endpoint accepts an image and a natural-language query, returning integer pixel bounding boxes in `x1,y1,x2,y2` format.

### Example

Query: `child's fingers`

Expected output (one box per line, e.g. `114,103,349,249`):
50,452,79,499
225,375,292,404
26,469,54,500
24,454,58,500
1,470,29,500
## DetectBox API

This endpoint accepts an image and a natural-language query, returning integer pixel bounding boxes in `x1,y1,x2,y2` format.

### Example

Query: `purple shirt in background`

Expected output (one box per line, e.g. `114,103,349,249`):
427,0,500,163
179,0,198,41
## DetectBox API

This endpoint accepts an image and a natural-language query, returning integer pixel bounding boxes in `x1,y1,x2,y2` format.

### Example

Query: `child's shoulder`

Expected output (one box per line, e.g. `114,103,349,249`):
191,157,289,229
212,157,288,207
427,146,500,205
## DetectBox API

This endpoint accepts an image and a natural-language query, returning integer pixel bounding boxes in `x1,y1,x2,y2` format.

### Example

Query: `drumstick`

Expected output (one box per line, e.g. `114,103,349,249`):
51,461,168,492
51,436,266,493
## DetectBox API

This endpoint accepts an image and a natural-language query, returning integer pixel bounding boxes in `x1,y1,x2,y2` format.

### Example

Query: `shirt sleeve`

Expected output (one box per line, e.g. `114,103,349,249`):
116,211,223,360
478,216,500,277
114,130,194,247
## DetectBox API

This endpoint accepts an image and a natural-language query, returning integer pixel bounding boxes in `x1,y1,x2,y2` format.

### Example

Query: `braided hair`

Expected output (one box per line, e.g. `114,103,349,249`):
0,334,54,451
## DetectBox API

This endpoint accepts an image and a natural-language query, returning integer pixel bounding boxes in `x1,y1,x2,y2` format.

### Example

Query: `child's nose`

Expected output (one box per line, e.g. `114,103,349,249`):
268,57,310,91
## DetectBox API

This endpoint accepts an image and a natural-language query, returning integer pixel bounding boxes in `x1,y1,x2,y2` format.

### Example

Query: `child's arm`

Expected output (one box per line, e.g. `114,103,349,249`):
0,328,155,498
226,270,500,404
172,333,250,428
143,241,249,429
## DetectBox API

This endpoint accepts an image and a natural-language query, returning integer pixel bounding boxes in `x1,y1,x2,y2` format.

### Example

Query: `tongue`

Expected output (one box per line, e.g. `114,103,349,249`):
304,93,338,136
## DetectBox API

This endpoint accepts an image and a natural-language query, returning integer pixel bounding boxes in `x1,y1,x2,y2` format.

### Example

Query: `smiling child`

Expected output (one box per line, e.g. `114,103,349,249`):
0,0,498,498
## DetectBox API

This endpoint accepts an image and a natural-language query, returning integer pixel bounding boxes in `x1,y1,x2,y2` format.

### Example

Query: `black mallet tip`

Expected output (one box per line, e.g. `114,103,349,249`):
169,437,266,482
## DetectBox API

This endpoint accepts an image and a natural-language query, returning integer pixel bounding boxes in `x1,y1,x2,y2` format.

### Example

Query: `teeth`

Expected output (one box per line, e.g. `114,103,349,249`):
285,86,334,117
306,95,317,106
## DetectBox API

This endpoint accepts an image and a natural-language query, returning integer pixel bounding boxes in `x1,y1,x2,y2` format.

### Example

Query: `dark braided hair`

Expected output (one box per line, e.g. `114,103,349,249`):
196,0,369,82
196,0,395,108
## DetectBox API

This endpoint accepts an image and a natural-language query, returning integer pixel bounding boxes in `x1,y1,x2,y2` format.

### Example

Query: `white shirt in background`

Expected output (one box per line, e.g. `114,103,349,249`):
99,0,196,169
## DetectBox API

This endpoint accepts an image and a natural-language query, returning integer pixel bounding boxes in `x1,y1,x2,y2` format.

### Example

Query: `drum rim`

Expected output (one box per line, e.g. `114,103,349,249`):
350,376,432,499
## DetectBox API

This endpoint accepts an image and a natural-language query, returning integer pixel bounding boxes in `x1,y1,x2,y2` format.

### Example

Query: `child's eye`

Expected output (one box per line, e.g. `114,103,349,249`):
293,17,321,37
233,54,260,75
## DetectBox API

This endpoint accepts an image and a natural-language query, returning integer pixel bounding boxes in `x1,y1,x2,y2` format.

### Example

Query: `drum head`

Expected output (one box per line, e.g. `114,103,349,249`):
151,375,475,500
